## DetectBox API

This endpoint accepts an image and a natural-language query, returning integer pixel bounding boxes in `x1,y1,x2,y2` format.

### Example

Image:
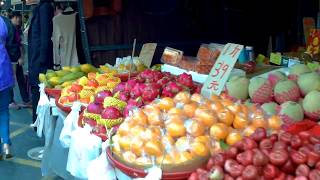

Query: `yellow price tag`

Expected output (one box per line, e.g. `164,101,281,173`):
270,53,282,65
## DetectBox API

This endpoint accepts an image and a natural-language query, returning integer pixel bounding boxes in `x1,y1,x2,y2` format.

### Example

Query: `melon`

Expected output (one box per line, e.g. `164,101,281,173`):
261,102,279,116
248,77,273,104
302,90,320,120
278,101,304,125
268,71,287,87
297,72,320,96
274,80,300,104
226,76,249,101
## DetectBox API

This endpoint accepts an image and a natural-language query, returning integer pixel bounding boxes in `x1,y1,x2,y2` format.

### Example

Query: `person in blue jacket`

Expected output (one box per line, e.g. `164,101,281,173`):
28,0,54,127
0,13,20,159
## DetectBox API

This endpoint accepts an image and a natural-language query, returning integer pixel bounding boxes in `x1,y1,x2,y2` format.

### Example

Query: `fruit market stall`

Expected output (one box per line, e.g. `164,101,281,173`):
36,43,320,180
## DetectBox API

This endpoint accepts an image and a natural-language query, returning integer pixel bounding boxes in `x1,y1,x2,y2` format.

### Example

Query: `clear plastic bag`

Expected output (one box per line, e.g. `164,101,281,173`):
59,101,81,148
87,142,117,180
66,125,102,179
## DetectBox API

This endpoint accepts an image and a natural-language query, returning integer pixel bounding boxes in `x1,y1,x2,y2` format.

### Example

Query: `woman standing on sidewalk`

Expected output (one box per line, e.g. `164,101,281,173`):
0,13,20,159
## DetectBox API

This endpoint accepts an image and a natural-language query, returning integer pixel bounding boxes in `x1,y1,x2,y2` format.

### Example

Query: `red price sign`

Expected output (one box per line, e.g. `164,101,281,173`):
201,43,244,97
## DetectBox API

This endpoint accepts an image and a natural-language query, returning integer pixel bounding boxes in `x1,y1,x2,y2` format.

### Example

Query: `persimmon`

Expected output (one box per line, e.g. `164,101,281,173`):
210,94,220,101
252,117,268,129
217,109,234,126
226,131,242,145
174,91,191,104
209,101,224,112
183,103,198,118
118,122,131,136
130,138,144,156
144,104,161,115
167,107,184,116
157,97,175,111
144,140,163,156
119,136,132,151
122,151,137,164
146,112,163,126
194,106,217,126
210,123,229,140
131,110,148,126
130,125,146,137
178,151,193,163
191,93,203,103
233,114,248,129
268,115,282,130
243,125,257,137
166,120,186,138
187,120,205,137
190,142,210,157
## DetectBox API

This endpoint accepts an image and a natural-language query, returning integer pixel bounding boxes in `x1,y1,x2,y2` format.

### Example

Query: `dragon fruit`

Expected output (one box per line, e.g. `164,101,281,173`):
119,91,130,101
87,103,103,114
127,79,138,88
288,64,311,81
274,80,300,104
268,71,287,87
114,82,126,93
157,77,170,87
225,76,249,101
142,83,160,103
248,77,273,104
101,107,122,119
277,101,304,126
302,90,320,120
297,72,320,96
177,73,194,88
130,83,147,99
95,90,112,104
83,117,97,127
261,102,279,116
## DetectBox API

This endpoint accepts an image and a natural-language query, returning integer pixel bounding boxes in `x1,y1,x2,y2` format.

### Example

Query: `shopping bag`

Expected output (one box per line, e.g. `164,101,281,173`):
87,141,117,180
59,101,81,148
31,83,50,138
134,166,162,180
67,125,102,179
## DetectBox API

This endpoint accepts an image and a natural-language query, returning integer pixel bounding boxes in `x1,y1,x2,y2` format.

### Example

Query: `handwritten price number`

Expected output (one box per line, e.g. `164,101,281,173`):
223,44,242,58
208,80,219,90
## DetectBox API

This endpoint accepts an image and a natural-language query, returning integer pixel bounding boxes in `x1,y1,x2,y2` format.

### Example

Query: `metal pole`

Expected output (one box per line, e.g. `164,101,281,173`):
77,0,92,64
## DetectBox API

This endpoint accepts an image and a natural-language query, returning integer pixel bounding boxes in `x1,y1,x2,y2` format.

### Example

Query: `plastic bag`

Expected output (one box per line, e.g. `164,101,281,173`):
31,84,50,139
87,141,117,180
134,166,162,180
67,125,102,179
59,101,81,148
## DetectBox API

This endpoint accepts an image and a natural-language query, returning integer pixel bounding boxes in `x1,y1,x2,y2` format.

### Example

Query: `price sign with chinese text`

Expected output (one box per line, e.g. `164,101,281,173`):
201,43,244,98
139,43,157,68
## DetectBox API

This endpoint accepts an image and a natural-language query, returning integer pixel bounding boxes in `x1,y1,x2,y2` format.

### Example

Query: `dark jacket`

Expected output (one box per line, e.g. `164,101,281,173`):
2,16,20,63
28,0,54,86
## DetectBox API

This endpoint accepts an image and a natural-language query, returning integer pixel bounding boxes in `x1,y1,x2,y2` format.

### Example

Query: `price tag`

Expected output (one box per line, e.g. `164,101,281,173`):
270,52,282,65
201,43,244,98
139,43,157,68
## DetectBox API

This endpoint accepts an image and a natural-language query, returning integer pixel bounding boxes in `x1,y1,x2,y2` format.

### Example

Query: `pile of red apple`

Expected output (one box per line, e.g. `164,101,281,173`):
189,128,320,180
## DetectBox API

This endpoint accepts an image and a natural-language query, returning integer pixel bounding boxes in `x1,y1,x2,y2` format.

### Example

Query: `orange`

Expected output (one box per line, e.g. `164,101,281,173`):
130,138,144,156
141,126,162,141
118,122,131,136
157,97,175,111
166,121,186,138
122,151,136,163
194,106,217,126
146,113,163,126
132,110,148,126
243,125,257,137
190,142,210,157
167,114,185,124
233,114,248,129
226,131,242,145
119,136,132,151
156,154,174,164
240,105,249,117
217,109,234,126
144,104,161,115
221,98,233,107
130,125,146,137
162,135,175,146
194,135,211,145
191,93,203,103
209,101,224,112
187,120,205,137
210,94,220,101
168,108,184,116
144,140,163,156
183,103,198,118
174,91,191,104
268,115,282,130
252,117,268,129
178,151,193,163
210,123,229,140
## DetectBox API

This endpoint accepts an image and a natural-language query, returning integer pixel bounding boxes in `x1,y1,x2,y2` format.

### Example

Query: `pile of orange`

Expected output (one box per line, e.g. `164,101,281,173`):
112,92,282,167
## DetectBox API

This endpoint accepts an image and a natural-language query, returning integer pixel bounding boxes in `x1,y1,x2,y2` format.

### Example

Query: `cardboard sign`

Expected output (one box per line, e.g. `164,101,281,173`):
139,43,157,68
270,52,282,65
306,29,320,55
201,43,244,98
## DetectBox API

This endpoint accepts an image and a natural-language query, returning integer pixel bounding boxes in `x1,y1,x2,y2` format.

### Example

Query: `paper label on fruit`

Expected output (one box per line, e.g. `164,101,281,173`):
139,43,157,68
201,43,244,97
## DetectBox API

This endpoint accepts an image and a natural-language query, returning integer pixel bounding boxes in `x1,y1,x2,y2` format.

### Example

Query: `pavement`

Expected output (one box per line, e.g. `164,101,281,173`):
0,85,62,180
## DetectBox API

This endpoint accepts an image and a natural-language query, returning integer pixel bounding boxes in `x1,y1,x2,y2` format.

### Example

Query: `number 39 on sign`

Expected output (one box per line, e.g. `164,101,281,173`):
201,43,244,98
